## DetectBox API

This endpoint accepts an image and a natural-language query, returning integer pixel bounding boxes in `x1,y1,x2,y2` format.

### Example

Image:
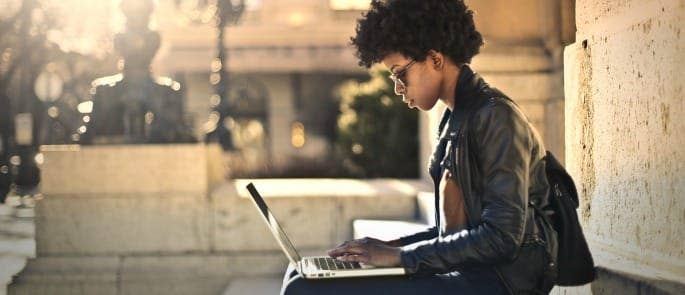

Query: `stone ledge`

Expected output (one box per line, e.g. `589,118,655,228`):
416,191,435,226
353,219,430,241
226,178,431,199
212,179,427,252
553,266,685,295
38,143,222,195
544,237,685,295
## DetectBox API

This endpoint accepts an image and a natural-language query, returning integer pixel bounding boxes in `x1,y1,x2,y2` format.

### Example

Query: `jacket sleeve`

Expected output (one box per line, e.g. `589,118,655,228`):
400,101,532,275
397,227,438,246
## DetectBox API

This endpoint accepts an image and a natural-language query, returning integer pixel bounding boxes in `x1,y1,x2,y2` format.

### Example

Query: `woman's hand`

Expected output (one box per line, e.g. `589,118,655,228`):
327,237,402,267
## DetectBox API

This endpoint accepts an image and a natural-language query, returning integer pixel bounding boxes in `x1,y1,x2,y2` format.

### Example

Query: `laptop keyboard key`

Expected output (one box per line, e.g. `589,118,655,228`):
310,257,361,271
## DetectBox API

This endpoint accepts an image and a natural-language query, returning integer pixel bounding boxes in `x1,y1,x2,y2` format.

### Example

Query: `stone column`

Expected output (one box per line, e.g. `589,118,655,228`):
556,0,685,293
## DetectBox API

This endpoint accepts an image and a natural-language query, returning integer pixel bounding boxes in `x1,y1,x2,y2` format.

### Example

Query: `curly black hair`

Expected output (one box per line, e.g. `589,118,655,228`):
351,0,483,68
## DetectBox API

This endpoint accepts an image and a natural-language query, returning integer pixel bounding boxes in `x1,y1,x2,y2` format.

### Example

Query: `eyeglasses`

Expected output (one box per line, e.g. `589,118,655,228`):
388,60,416,95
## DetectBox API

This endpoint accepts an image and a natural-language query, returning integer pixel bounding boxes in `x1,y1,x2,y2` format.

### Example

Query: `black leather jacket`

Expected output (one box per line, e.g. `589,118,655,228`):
398,65,557,294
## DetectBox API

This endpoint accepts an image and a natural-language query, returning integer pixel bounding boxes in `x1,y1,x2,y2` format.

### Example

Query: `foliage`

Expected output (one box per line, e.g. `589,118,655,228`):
336,65,419,178
0,0,116,145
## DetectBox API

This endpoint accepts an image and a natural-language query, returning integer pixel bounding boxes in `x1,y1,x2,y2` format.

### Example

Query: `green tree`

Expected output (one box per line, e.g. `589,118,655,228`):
336,66,419,178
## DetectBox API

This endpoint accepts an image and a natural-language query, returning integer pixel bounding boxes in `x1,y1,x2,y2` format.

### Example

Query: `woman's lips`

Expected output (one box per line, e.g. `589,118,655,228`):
408,100,415,108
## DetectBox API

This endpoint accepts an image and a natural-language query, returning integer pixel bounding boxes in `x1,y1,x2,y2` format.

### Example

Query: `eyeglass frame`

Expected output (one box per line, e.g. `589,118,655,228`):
388,60,416,95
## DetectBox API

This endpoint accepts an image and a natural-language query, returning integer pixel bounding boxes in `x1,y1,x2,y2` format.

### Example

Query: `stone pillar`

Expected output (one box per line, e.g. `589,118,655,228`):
556,0,685,293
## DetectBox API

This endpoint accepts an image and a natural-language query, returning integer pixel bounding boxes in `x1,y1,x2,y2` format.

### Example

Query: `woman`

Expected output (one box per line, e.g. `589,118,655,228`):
281,0,556,294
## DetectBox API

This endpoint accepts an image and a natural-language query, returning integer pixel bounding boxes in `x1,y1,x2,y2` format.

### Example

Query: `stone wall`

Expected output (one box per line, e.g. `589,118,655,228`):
556,0,684,293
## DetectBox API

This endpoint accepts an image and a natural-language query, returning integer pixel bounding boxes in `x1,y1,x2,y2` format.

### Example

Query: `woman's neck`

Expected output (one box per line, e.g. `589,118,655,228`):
439,64,461,111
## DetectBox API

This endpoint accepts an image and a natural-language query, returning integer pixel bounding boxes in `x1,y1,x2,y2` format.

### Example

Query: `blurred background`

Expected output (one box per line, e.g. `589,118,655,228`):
0,0,575,191
0,0,574,292
1,0,682,294
0,1,575,293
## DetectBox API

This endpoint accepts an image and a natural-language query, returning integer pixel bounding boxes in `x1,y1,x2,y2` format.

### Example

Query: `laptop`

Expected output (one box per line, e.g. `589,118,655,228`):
246,183,406,279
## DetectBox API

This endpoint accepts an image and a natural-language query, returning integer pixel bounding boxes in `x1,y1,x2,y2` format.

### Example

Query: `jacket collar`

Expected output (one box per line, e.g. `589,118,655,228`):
454,64,488,110
436,64,488,138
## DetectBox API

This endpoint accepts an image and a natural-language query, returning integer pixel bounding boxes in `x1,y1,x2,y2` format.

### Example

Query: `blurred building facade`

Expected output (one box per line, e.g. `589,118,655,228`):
155,0,370,175
147,0,574,177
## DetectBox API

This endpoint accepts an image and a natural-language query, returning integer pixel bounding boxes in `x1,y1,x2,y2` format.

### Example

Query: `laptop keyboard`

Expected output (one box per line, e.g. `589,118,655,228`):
311,257,361,271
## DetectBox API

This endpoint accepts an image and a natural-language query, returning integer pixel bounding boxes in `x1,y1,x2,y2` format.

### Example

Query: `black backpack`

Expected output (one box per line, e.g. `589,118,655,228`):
531,151,596,286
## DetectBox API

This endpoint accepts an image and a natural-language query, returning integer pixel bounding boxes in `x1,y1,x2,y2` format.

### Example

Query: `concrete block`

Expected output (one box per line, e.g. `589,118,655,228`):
35,196,211,255
416,191,435,226
213,194,338,251
39,144,211,195
214,179,422,250
228,179,428,199
353,219,429,241
335,193,416,243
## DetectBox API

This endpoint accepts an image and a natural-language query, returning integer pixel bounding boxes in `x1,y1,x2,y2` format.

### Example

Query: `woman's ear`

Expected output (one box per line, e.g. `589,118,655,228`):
428,50,443,70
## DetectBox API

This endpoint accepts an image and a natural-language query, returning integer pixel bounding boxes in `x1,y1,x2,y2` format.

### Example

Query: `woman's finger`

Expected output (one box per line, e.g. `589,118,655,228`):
335,240,351,248
336,254,369,264
328,245,365,257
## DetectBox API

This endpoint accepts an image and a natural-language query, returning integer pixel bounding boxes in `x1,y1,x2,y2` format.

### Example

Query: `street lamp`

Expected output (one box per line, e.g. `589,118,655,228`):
175,0,246,150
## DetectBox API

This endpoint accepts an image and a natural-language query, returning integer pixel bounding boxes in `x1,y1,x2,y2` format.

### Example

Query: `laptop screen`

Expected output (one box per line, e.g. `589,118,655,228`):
246,183,303,266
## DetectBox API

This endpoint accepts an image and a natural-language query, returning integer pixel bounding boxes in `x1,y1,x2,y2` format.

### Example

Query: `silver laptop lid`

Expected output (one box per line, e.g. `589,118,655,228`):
246,183,303,266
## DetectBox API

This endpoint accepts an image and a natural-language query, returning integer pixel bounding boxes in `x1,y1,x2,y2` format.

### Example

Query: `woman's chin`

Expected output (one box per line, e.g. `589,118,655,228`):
414,104,429,112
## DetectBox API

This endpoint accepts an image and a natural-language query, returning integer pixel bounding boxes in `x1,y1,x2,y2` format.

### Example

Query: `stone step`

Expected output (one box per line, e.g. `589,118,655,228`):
8,254,292,295
221,276,282,295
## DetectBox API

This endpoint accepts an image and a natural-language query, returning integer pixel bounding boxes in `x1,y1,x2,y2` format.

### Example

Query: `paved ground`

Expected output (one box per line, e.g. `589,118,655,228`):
222,277,282,295
0,195,36,295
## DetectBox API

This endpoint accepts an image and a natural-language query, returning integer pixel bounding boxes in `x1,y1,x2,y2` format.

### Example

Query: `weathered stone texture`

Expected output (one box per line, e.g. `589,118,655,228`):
564,0,685,289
